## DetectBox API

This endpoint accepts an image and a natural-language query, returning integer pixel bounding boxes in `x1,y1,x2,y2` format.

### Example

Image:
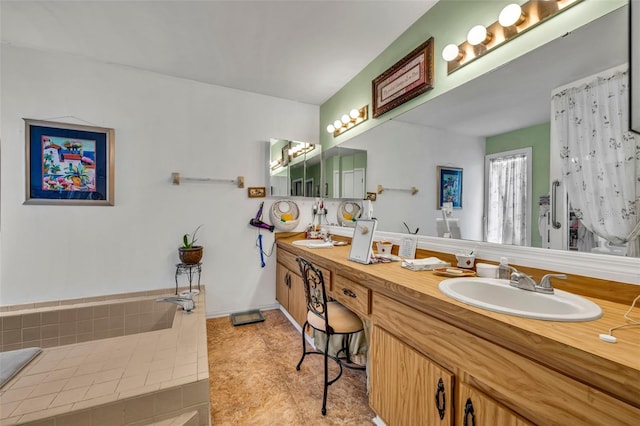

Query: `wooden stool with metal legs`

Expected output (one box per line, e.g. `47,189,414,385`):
295,256,365,416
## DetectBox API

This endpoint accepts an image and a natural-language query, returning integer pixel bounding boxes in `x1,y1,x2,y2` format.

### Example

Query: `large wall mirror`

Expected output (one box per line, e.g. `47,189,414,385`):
335,5,639,258
269,138,321,197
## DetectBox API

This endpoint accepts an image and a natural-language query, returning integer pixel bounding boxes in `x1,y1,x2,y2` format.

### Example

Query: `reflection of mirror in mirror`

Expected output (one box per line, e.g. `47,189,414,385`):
331,7,637,257
322,145,367,199
269,138,321,197
337,200,363,227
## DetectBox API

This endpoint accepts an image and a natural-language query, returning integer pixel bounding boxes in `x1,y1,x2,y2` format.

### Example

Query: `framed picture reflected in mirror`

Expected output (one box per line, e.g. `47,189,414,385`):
437,166,463,209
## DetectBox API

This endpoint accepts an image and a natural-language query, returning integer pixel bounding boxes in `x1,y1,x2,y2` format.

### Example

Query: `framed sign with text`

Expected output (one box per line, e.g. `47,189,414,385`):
372,38,434,118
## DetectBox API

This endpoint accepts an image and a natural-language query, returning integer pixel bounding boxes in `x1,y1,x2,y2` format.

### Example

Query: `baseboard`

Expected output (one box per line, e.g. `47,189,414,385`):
372,416,387,426
205,303,280,319
279,306,314,347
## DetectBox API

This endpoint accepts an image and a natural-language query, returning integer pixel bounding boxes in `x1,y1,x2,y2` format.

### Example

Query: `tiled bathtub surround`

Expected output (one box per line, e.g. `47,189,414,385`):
1,297,176,352
0,288,210,425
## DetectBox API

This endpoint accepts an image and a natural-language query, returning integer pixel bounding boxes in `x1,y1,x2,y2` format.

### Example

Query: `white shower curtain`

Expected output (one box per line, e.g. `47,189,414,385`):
486,153,528,246
551,67,640,257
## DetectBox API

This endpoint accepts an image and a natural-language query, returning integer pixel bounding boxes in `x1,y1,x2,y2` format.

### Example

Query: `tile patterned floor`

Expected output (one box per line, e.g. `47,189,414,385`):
206,309,375,425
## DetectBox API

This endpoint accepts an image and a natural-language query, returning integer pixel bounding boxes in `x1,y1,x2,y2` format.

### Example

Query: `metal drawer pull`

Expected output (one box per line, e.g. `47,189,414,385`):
342,288,357,298
463,398,475,426
435,378,446,420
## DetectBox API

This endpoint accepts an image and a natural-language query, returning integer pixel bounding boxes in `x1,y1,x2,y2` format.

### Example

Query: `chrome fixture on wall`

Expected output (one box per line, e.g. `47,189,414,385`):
442,0,582,74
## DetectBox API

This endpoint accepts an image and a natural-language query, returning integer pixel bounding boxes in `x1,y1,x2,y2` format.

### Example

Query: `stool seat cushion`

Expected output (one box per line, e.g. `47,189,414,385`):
308,301,363,334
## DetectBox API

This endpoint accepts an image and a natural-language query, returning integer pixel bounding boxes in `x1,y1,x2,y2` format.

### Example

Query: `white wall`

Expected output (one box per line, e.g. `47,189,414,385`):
342,120,485,240
0,45,319,316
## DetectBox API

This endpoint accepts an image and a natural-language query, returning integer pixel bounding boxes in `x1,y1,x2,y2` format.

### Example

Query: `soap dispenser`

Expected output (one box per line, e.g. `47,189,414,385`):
498,257,511,280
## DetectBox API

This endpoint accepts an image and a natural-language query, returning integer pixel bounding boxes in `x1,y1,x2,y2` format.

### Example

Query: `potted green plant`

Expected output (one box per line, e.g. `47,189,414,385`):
178,225,203,264
64,163,91,188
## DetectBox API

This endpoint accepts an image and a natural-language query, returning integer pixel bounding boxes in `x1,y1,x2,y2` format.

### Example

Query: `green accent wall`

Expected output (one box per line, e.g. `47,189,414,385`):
319,0,625,149
341,152,367,171
486,122,550,248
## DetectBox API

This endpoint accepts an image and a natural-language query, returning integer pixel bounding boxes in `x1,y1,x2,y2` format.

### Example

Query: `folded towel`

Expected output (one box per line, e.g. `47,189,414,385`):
0,347,42,389
401,257,450,271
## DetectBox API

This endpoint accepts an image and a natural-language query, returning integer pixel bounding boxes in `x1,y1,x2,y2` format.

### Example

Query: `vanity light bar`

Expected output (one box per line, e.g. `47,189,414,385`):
288,142,314,159
326,105,368,137
442,0,582,74
271,142,314,171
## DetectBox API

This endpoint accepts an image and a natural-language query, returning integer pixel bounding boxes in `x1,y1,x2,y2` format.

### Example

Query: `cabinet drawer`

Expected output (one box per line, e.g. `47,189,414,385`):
278,248,301,274
278,247,332,285
332,275,370,317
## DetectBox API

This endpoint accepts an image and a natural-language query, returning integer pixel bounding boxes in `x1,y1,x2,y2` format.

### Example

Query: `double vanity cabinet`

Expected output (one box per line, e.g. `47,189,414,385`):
276,237,640,425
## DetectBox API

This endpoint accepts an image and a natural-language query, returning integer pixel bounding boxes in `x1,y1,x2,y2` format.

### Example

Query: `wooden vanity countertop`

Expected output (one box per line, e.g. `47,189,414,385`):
277,236,640,409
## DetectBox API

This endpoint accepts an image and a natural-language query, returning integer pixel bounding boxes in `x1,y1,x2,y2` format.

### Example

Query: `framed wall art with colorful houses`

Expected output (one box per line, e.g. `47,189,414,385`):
24,119,115,206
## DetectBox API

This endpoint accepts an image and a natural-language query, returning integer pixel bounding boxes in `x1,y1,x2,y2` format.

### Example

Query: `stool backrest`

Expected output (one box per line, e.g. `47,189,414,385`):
296,257,329,327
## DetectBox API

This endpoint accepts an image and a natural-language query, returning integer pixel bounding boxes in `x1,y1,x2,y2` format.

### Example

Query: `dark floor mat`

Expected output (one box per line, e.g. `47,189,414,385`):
230,310,265,326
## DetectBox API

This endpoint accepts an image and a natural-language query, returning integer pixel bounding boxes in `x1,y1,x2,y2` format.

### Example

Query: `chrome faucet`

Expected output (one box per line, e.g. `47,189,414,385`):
156,295,195,313
509,271,567,294
537,274,568,294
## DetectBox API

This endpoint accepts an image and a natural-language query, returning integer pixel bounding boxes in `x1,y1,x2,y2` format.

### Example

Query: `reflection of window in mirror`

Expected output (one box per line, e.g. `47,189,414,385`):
484,147,532,246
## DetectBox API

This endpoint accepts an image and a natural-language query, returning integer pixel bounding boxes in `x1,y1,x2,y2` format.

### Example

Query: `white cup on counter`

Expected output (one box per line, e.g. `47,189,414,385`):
455,254,476,269
376,241,393,255
476,263,499,278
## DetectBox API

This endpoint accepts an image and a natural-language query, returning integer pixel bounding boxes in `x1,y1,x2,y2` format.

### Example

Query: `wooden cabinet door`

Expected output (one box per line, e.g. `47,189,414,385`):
457,382,532,426
275,262,290,310
370,325,454,426
288,272,308,328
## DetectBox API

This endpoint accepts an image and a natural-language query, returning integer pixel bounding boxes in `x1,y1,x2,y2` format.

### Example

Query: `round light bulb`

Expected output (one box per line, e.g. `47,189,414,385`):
333,119,342,129
442,44,461,61
349,109,360,119
326,124,335,133
467,25,488,46
341,114,350,124
499,3,523,27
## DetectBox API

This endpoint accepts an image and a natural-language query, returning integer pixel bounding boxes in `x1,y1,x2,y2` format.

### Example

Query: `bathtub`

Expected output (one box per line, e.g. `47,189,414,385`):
0,288,210,425
0,293,177,353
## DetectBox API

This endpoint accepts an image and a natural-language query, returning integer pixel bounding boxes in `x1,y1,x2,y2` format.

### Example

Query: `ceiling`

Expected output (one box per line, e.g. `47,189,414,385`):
395,6,628,137
0,0,438,106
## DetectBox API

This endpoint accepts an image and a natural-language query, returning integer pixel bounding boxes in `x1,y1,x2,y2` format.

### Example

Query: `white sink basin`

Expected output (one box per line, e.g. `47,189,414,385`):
438,278,602,322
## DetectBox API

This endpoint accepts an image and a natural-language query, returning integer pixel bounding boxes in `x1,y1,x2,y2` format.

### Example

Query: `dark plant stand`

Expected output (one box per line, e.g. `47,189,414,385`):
175,262,202,295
